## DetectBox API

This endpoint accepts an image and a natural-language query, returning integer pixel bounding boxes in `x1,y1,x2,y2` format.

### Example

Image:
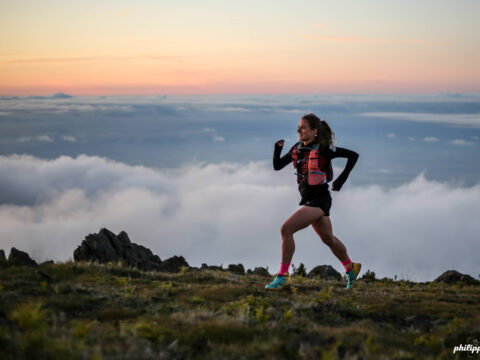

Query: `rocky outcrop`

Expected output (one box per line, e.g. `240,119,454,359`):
8,247,38,267
227,264,245,275
307,265,341,280
0,250,6,262
158,255,189,273
249,267,270,277
433,270,479,285
201,263,223,272
74,228,189,272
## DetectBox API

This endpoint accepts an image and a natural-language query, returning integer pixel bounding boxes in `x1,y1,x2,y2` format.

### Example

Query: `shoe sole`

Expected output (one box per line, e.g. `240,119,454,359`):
354,263,362,277
346,263,362,290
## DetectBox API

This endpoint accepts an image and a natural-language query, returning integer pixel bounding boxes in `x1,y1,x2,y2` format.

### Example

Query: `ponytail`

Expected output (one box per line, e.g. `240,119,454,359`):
302,113,336,147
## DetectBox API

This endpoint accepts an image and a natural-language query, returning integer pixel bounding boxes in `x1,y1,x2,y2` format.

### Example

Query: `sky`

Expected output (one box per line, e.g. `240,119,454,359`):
1,0,480,95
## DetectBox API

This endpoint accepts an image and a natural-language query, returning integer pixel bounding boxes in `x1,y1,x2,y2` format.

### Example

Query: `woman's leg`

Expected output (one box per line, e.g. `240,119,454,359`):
311,216,362,289
280,206,326,265
311,216,349,262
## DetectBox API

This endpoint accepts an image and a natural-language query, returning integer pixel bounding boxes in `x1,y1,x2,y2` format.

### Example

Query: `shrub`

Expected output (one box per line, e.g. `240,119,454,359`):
361,269,376,281
292,263,307,277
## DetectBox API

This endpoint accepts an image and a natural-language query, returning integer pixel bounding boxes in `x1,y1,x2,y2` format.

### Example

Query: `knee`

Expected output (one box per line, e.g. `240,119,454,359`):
280,223,293,238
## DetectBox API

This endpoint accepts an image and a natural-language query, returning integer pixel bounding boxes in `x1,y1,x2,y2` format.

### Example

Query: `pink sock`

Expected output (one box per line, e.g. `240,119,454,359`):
278,262,290,276
342,258,353,273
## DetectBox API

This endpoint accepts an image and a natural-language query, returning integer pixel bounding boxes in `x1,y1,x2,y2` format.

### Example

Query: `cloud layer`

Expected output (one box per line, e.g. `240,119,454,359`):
362,112,480,128
0,154,478,282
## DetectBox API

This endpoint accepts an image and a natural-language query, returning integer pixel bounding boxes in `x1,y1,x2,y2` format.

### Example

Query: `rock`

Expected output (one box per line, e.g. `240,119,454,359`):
158,255,189,273
201,263,223,272
307,265,341,280
434,270,479,285
40,260,55,266
252,267,270,277
432,318,448,327
37,269,53,282
0,250,6,262
227,264,245,275
8,247,38,267
74,228,165,271
404,314,433,332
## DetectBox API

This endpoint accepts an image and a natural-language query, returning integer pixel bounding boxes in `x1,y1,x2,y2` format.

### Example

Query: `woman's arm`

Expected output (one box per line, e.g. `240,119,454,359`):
330,147,359,191
273,140,294,170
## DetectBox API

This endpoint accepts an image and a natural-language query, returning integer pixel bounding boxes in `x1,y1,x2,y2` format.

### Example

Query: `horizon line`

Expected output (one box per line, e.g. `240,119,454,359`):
2,91,480,98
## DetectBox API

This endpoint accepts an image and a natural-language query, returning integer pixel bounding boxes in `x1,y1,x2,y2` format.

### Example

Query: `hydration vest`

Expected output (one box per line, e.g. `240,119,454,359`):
292,143,333,185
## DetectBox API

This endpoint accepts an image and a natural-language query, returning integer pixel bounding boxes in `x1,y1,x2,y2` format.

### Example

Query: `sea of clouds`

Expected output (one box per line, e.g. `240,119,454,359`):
1,153,478,282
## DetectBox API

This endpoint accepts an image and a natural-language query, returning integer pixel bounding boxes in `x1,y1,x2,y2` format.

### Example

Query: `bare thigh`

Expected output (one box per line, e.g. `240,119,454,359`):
281,206,326,236
311,216,335,245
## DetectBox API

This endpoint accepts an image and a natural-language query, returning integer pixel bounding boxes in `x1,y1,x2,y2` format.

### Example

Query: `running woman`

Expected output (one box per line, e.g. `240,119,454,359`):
265,113,361,290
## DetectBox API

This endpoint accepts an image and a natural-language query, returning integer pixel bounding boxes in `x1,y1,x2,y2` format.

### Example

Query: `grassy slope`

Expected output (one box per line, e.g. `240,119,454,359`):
0,261,479,360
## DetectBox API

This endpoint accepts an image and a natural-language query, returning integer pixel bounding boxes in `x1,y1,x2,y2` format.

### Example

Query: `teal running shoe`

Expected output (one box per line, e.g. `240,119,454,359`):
265,274,290,290
346,262,362,290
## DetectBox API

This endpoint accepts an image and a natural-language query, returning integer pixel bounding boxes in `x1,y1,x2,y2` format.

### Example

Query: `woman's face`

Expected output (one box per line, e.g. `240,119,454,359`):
297,118,317,143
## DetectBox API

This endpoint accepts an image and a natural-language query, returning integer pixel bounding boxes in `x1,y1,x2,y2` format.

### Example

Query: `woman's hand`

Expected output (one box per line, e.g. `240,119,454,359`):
276,139,285,147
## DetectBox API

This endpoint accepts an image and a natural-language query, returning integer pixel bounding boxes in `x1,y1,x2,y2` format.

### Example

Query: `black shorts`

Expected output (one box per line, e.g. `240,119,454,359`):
300,193,332,216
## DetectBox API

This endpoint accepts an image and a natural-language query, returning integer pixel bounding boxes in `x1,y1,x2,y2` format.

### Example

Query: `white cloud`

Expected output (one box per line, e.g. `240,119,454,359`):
424,137,439,142
62,136,77,142
37,135,54,142
208,106,254,112
18,136,32,142
408,137,415,141
202,128,225,142
387,133,396,139
450,139,474,146
0,154,479,282
361,112,480,128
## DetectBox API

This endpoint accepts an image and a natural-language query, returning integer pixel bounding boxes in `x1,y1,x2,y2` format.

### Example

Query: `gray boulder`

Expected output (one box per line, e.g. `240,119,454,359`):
307,265,341,280
434,270,479,285
74,228,164,271
8,247,38,267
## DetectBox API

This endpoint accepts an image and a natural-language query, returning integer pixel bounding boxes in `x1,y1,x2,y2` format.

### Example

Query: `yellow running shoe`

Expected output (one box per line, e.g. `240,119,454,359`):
346,262,361,290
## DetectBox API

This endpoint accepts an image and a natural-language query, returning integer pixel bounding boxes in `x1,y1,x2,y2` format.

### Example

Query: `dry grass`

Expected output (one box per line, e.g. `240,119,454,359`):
0,261,479,359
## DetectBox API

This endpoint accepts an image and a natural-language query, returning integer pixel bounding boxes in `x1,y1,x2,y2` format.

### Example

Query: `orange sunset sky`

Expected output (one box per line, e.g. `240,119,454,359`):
1,0,479,95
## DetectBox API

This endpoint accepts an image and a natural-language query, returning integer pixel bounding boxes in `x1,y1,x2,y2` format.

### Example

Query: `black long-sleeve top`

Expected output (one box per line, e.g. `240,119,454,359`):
273,141,359,203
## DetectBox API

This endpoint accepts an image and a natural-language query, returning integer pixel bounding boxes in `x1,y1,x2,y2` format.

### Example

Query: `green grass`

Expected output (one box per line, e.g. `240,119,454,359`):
0,261,479,359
